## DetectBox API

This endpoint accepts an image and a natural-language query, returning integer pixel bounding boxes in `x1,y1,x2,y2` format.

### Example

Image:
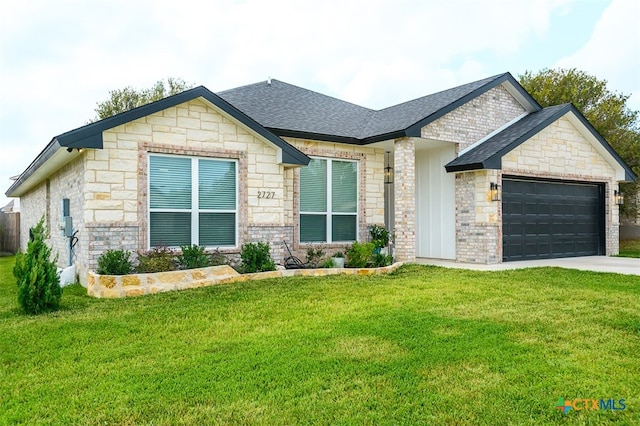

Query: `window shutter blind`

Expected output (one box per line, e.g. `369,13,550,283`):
300,214,327,242
150,212,191,246
332,160,357,213
150,156,192,209
199,159,236,210
300,159,327,212
199,213,236,246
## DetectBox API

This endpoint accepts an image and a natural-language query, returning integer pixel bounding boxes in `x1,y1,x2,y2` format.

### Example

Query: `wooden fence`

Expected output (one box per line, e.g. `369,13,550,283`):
0,212,20,254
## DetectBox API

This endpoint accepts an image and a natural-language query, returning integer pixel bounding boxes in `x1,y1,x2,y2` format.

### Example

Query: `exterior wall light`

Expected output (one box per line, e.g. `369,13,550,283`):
384,151,394,185
490,182,501,202
614,190,624,206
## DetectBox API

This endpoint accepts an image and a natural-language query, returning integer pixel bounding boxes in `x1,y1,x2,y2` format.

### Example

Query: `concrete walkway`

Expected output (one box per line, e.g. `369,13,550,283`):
415,256,640,276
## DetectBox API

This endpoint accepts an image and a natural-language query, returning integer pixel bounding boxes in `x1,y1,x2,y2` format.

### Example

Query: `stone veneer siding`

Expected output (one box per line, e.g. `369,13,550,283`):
394,138,416,262
501,116,620,256
22,98,387,284
422,85,527,151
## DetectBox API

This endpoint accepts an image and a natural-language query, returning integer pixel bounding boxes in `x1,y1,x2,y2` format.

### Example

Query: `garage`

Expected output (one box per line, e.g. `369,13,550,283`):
502,177,605,261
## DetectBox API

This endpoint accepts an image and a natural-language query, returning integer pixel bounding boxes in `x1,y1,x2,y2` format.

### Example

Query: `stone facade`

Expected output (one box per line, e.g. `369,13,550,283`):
422,85,527,151
18,98,386,285
15,81,629,285
501,116,619,256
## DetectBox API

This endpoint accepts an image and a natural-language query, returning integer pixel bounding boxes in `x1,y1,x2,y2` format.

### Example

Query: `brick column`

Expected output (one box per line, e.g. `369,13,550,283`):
393,138,416,262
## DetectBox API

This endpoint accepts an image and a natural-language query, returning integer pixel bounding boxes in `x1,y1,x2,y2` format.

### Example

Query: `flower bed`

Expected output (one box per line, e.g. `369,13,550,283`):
87,262,404,298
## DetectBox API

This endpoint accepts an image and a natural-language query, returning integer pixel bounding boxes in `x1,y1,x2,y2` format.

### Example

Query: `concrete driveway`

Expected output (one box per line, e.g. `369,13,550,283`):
415,256,640,276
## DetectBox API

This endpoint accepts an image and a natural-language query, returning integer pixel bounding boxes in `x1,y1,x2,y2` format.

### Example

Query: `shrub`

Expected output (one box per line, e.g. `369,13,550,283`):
13,217,62,314
240,242,276,273
346,241,375,268
137,246,176,273
372,252,394,267
306,246,325,268
369,224,390,249
96,249,134,275
177,244,211,270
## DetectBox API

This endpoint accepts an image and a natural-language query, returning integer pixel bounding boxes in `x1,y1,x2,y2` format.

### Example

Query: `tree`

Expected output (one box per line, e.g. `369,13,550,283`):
93,77,193,120
519,68,640,219
13,217,62,314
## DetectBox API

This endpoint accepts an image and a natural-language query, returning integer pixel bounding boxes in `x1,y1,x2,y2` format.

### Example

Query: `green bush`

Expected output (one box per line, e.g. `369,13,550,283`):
369,224,390,249
97,249,134,275
13,217,62,314
177,244,211,270
372,252,394,267
346,241,375,268
137,246,176,273
240,242,276,273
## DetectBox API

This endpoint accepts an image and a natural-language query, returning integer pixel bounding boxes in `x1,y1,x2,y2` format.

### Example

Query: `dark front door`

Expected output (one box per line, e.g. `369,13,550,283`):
502,177,605,261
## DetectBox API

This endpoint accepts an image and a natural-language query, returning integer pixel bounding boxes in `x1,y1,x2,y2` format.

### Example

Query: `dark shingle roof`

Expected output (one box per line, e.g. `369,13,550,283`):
218,73,539,143
445,104,637,181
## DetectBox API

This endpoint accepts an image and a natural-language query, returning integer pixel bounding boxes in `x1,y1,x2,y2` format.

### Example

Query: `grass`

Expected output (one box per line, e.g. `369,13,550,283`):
619,239,640,258
1,255,639,425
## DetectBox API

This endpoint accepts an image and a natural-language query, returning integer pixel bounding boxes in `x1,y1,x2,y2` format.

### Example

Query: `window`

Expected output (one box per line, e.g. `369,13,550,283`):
300,158,357,243
149,154,237,247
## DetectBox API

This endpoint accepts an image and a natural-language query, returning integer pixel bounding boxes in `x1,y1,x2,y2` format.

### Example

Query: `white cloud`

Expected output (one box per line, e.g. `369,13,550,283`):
556,0,640,110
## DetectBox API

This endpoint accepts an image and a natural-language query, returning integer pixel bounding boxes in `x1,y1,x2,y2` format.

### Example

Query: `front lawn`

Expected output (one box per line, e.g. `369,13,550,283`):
1,256,638,424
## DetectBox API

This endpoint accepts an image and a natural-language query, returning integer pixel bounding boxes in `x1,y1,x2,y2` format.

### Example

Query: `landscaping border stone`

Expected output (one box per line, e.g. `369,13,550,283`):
87,262,404,298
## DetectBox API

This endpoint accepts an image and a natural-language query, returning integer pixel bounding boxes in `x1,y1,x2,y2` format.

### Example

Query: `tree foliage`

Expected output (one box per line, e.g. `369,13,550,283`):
13,217,62,314
94,77,193,120
519,68,640,218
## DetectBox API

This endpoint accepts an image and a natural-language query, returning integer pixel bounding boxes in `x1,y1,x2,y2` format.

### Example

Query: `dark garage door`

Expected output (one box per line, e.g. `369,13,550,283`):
502,177,605,261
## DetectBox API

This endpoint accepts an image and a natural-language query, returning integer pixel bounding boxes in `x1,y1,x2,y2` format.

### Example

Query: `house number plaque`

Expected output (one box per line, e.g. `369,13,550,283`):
257,191,276,199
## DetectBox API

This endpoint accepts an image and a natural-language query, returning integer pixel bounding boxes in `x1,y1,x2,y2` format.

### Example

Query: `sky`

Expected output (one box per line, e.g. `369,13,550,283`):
1,0,639,208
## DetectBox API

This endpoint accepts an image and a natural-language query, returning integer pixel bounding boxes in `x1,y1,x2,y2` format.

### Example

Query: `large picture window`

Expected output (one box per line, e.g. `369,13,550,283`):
149,154,237,248
300,158,357,243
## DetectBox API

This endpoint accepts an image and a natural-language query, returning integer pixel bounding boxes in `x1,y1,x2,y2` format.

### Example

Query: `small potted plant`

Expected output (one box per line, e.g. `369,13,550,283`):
331,251,345,268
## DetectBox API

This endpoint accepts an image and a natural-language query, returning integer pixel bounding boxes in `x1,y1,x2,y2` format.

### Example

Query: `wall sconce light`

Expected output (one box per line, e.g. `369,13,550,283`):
614,190,624,206
384,151,394,185
490,182,501,202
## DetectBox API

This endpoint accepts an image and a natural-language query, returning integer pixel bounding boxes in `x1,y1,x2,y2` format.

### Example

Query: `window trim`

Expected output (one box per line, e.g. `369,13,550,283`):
147,153,238,249
299,156,358,244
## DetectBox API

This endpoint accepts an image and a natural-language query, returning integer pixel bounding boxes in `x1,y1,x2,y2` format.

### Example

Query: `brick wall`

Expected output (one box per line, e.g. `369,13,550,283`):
455,170,501,263
422,85,526,151
393,137,416,262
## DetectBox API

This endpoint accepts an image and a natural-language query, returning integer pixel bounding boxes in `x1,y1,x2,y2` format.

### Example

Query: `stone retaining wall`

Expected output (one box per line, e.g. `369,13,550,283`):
87,262,404,298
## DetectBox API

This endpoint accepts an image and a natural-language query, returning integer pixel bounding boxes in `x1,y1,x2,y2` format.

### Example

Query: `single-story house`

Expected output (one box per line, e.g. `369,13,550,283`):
6,72,636,285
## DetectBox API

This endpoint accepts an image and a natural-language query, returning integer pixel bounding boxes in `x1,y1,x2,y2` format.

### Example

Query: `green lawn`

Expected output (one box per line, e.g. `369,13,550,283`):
619,239,640,258
1,256,638,425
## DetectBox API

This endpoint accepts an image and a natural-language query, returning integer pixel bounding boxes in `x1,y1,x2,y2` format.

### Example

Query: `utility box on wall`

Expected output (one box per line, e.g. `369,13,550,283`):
61,198,73,237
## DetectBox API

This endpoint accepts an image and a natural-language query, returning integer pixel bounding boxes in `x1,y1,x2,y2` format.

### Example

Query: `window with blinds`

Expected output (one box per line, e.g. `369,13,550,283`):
149,154,237,247
300,158,357,243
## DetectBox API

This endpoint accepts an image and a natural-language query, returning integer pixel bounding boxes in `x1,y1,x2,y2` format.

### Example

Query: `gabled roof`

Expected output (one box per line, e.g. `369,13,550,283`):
445,103,637,182
218,72,541,144
6,86,310,197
